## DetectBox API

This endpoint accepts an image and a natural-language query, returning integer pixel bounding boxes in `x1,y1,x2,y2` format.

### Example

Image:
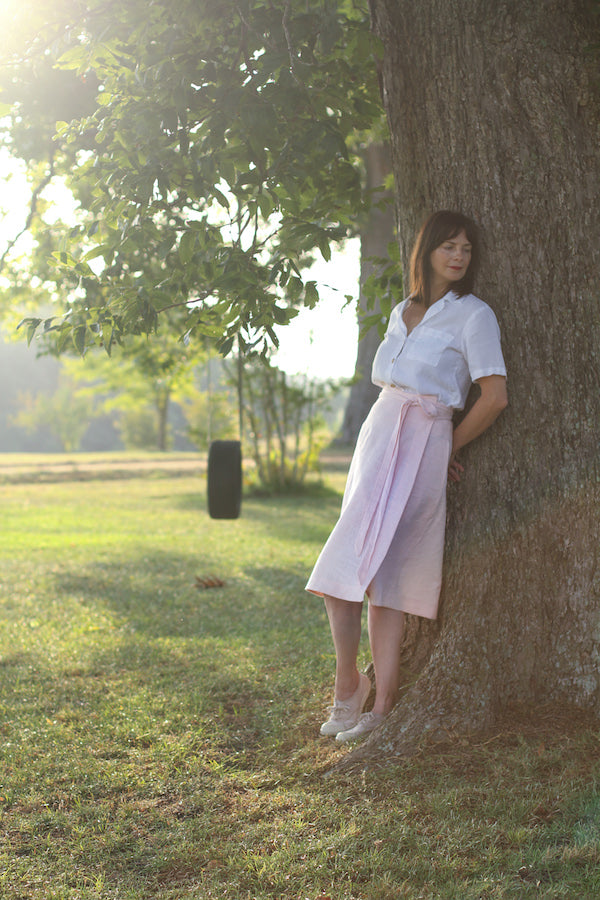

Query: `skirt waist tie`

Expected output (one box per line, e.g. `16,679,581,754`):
354,387,452,582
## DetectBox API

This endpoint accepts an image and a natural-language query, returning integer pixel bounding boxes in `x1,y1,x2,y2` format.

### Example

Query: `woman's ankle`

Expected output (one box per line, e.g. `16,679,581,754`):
335,670,361,701
372,691,397,716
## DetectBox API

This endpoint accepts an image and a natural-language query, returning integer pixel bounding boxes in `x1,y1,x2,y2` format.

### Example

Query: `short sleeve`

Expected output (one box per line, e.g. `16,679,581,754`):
461,305,507,382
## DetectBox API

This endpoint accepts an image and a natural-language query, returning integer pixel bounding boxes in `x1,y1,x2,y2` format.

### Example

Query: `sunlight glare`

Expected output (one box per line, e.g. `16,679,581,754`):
273,241,360,381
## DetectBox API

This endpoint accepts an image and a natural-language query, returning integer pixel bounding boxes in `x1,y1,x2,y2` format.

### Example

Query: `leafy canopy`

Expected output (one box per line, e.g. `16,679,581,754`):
1,0,383,357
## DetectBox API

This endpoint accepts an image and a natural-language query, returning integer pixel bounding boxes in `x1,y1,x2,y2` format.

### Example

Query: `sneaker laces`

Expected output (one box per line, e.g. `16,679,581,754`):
326,699,352,716
358,710,381,726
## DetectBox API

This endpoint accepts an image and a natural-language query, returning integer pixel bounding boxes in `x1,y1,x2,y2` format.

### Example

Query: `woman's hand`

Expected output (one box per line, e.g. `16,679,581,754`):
451,375,508,457
448,375,507,483
448,454,464,483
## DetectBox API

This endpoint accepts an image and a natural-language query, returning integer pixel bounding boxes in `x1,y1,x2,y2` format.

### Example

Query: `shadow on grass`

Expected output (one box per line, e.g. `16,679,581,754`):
1,554,328,774
159,487,343,546
0,651,36,669
240,501,341,544
170,479,342,510
181,480,342,505
39,550,330,764
49,550,325,647
3,615,600,899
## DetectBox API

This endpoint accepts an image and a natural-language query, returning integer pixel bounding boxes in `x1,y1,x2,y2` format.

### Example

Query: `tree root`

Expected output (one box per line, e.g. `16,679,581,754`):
333,668,496,772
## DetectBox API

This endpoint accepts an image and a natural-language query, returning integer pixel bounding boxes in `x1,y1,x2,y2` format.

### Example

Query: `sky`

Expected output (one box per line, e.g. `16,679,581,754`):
272,244,360,381
0,150,360,381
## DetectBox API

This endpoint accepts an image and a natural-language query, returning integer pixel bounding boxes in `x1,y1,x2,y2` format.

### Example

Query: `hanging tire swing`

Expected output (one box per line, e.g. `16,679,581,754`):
207,439,242,519
207,342,244,519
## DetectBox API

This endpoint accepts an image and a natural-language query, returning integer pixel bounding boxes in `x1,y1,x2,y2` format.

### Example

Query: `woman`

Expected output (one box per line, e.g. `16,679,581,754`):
306,210,507,743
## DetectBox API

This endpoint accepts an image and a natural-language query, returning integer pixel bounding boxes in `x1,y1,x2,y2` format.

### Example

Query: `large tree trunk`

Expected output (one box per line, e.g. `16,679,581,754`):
339,143,395,445
354,0,600,761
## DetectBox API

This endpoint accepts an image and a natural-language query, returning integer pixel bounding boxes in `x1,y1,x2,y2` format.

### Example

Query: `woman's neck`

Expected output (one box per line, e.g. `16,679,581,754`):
427,276,451,306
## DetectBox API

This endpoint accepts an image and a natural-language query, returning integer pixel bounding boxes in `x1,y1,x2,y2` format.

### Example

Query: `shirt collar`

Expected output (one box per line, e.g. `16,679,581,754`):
422,289,457,323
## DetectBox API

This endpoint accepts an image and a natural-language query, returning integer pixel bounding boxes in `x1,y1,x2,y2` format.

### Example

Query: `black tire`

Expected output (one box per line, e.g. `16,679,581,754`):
207,440,242,519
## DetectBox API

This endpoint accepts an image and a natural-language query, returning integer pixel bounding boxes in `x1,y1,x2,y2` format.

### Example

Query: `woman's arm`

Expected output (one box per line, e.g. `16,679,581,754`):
448,374,508,483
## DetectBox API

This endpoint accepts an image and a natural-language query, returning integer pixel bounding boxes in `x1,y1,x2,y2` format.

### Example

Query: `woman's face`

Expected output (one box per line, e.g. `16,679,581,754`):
429,229,472,287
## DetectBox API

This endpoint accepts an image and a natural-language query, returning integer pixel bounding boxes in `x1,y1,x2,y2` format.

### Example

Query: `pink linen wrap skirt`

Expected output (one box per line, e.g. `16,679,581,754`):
306,386,453,620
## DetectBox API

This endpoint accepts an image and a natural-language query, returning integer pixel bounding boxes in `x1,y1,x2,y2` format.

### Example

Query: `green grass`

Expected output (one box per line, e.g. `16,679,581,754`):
0,457,599,899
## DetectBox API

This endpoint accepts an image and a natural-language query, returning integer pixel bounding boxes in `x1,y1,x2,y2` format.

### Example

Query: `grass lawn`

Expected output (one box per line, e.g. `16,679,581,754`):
0,455,599,899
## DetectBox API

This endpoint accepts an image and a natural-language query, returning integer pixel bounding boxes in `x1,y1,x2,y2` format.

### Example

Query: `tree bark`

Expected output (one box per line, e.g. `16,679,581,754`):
339,142,395,445
353,0,600,761
156,387,170,452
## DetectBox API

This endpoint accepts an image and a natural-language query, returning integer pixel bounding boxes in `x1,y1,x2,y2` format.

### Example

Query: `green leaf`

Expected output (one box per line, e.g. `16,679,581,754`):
287,276,303,301
304,281,319,308
265,325,279,347
387,240,401,261
272,305,289,325
179,231,196,264
55,44,90,71
213,188,230,209
360,313,383,328
380,294,393,320
102,322,115,355
268,260,284,284
257,193,272,218
219,335,235,357
318,236,331,262
22,318,41,346
82,244,112,262
72,325,87,355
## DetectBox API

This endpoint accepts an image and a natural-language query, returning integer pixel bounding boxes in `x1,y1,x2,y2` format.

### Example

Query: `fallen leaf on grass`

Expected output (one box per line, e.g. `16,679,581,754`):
194,575,225,589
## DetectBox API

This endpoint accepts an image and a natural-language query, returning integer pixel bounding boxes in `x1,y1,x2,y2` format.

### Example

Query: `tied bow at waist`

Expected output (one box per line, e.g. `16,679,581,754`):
379,386,453,419
353,388,452,581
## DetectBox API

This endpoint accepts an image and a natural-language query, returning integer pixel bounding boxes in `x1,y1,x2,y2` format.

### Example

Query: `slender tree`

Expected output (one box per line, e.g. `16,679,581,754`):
339,141,395,445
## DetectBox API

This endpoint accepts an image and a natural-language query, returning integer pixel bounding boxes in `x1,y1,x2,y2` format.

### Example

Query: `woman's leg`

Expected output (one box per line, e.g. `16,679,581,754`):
368,603,405,715
324,595,363,700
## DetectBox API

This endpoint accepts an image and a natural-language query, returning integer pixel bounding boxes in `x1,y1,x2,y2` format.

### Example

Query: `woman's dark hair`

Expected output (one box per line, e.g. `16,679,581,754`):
409,210,481,306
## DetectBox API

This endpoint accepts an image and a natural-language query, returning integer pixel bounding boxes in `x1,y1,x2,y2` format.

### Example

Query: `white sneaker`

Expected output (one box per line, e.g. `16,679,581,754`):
335,710,385,743
319,673,371,737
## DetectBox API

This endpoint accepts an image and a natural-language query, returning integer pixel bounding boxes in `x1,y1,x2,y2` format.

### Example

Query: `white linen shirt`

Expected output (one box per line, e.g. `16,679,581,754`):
371,291,506,410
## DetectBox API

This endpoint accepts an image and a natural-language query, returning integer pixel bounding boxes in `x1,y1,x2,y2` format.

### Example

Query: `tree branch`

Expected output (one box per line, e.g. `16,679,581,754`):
282,0,306,88
0,151,56,276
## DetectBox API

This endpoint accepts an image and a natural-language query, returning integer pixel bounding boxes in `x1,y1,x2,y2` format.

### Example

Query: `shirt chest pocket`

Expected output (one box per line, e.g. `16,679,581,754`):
403,327,454,365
